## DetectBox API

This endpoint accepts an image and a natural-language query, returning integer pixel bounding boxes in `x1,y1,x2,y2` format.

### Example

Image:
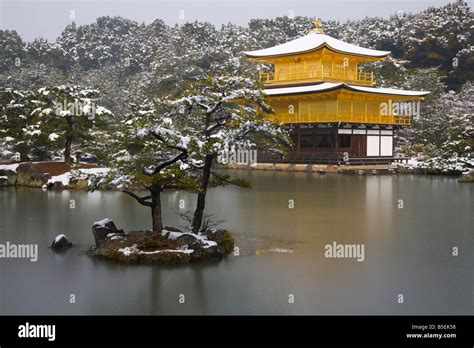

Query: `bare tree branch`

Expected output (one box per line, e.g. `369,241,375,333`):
122,189,153,207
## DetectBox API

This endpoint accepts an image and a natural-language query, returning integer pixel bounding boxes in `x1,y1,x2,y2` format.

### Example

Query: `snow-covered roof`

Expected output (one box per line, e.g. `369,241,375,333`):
243,33,391,58
264,82,430,97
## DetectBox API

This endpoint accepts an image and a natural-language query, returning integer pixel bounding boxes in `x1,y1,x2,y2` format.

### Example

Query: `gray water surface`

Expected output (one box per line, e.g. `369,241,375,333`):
0,171,472,315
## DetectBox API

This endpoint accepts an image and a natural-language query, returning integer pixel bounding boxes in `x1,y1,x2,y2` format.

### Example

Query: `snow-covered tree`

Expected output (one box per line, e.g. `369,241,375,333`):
0,30,25,73
97,100,202,232
0,88,47,161
415,82,473,172
168,76,291,232
97,76,290,233
33,85,113,163
1,1,472,170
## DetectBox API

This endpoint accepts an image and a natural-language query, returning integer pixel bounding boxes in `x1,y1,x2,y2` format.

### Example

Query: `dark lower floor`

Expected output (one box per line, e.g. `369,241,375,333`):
260,124,402,165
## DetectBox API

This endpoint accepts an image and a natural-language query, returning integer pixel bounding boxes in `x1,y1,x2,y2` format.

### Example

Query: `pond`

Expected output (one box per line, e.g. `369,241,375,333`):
0,170,472,315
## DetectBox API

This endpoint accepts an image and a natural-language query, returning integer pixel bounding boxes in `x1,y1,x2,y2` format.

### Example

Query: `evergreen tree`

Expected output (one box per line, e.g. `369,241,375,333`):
167,76,291,232
34,85,113,163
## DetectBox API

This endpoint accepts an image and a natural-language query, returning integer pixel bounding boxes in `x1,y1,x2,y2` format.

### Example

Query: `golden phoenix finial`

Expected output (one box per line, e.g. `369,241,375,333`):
310,19,324,34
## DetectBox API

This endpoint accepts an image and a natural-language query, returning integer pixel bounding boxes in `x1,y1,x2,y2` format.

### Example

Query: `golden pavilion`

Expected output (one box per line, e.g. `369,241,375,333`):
243,20,430,164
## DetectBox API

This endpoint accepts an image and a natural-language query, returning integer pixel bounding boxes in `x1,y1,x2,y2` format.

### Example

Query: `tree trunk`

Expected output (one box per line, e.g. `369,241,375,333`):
18,147,30,162
64,116,74,164
192,154,214,233
64,136,73,164
15,130,30,162
150,186,163,233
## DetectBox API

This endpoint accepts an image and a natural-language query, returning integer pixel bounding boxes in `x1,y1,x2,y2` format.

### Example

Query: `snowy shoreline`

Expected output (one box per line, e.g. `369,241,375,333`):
1,160,472,191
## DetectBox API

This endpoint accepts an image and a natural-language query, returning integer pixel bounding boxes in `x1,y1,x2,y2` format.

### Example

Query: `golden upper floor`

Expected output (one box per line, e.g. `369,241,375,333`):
243,20,390,87
257,51,375,87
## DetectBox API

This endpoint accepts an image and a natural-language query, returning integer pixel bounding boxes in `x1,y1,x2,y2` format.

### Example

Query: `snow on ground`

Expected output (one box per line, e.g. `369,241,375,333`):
0,163,20,171
0,163,109,180
78,167,109,175
47,172,71,185
108,234,123,241
116,230,219,257
401,156,473,172
405,158,421,167
47,167,109,186
118,244,194,256
161,230,218,248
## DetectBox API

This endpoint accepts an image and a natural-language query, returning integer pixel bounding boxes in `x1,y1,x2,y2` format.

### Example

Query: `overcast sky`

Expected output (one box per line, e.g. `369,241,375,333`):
0,0,470,41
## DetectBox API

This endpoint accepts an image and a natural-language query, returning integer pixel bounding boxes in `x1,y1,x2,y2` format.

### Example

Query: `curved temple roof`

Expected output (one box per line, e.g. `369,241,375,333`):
264,82,430,97
243,33,391,58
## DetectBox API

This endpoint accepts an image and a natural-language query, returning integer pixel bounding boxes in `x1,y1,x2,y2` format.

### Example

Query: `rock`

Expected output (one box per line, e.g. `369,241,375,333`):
458,170,474,183
188,241,218,262
16,163,51,187
92,218,125,247
0,169,17,186
163,226,182,232
81,153,98,164
0,169,15,176
68,178,89,189
51,234,73,251
175,232,222,261
318,169,326,175
177,234,199,245
50,181,64,190
206,229,234,254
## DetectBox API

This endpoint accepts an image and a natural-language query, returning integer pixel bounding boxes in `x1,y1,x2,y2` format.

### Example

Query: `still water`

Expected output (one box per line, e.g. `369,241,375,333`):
0,170,472,315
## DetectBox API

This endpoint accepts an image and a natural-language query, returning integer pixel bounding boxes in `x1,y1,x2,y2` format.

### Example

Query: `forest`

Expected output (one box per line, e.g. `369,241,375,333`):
0,1,472,172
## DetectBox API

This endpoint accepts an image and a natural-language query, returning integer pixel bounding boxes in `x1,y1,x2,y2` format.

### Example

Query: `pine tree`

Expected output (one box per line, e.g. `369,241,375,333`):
97,99,202,232
167,75,291,232
34,85,113,163
0,88,47,161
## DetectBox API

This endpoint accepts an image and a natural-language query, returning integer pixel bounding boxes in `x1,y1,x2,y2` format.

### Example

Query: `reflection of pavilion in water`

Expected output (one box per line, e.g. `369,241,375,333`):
365,176,394,236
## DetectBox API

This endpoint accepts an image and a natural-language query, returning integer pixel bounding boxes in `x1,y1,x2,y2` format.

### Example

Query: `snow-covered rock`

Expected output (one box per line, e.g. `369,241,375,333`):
92,218,125,247
458,170,474,183
51,234,73,251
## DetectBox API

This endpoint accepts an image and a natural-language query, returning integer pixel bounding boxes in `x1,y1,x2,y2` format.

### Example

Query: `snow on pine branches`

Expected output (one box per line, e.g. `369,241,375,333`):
97,75,291,233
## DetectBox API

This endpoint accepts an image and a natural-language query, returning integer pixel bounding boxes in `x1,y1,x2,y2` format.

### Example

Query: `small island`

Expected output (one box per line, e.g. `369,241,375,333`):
91,218,234,264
